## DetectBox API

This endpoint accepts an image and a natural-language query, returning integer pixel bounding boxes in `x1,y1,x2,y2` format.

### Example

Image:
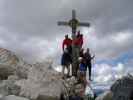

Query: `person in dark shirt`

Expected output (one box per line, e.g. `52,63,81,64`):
79,48,84,58
61,48,72,78
84,48,95,81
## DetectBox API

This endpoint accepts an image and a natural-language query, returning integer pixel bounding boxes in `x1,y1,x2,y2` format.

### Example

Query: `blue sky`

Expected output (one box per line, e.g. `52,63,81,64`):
96,51,133,66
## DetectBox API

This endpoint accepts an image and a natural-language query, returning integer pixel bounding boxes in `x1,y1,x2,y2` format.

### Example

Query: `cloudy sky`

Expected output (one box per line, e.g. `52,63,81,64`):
0,0,133,87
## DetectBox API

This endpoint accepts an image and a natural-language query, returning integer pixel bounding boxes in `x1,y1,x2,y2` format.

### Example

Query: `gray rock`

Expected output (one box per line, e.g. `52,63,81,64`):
0,64,15,80
1,95,29,100
0,48,19,66
0,48,31,80
111,74,133,100
0,75,21,96
36,94,58,100
16,62,65,100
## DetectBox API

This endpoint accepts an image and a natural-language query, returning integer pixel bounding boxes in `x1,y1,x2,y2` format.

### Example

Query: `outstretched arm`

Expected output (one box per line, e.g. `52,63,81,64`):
91,54,95,59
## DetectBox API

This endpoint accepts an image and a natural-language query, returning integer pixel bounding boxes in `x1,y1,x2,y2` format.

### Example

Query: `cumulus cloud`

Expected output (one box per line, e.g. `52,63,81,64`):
82,27,133,61
91,61,133,89
54,60,133,89
0,0,133,64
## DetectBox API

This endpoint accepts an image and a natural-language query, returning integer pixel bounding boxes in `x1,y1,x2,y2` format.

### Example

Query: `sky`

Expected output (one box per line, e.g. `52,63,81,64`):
0,0,133,87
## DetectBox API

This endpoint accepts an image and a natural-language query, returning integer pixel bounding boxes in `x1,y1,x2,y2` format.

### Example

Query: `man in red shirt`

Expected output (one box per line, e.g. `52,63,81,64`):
62,34,72,54
79,34,83,48
73,31,83,48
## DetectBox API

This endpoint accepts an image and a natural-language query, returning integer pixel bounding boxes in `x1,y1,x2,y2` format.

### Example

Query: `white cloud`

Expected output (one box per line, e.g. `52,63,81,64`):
0,0,133,65
90,61,133,89
111,32,132,44
54,61,132,89
92,64,114,83
80,27,133,61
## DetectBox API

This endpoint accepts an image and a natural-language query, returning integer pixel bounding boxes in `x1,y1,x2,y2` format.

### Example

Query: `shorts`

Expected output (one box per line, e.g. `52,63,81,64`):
77,70,86,77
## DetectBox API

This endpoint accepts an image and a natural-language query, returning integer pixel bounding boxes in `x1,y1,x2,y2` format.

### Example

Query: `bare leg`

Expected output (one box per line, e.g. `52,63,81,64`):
62,65,65,77
89,66,92,80
67,64,70,76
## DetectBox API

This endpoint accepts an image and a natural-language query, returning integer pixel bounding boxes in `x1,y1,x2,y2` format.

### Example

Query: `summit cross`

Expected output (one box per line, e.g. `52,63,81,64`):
58,10,90,76
58,10,90,38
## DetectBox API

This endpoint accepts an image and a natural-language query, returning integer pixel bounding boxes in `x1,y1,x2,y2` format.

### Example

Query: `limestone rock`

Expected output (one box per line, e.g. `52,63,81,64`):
0,48,19,66
111,74,133,100
0,48,31,79
16,61,65,100
1,95,29,100
0,75,21,96
0,94,4,99
0,64,15,80
62,76,94,99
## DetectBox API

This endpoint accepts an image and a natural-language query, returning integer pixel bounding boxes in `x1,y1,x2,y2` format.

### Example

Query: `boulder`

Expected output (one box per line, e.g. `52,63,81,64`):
0,94,4,99
36,94,58,100
15,63,31,79
0,64,15,80
0,48,31,80
16,62,65,100
0,75,21,96
111,74,133,100
1,95,29,100
0,48,19,66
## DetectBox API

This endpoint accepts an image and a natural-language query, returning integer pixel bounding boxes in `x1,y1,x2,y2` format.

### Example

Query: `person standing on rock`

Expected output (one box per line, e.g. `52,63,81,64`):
79,48,84,58
84,48,95,81
76,31,83,47
77,57,87,84
62,34,72,55
61,48,72,78
72,31,84,77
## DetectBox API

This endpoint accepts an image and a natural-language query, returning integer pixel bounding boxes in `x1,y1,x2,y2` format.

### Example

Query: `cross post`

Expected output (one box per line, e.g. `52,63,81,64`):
58,10,90,76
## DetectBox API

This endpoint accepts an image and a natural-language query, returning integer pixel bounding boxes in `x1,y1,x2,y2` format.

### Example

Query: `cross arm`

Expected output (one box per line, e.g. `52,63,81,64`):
57,21,69,26
79,22,90,27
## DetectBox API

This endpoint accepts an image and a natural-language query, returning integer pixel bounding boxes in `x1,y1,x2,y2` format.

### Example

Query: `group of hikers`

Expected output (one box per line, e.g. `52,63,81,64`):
61,31,95,81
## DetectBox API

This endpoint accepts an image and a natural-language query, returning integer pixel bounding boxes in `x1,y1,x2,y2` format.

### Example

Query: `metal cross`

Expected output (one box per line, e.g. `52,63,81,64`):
58,10,90,38
58,10,90,76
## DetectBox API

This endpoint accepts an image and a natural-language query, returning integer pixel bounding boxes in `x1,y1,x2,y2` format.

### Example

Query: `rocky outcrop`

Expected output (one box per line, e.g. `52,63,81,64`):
0,48,19,66
0,95,29,100
0,48,94,100
0,48,31,79
0,48,31,97
0,75,21,96
16,62,65,100
111,74,133,100
0,64,15,80
0,48,66,99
